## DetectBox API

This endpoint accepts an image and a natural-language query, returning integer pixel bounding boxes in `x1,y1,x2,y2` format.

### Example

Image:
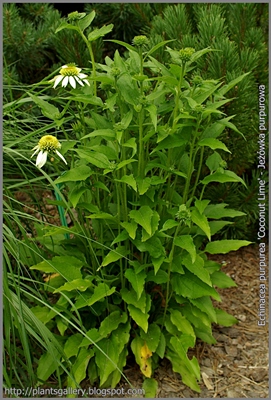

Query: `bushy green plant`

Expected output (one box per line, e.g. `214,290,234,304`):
9,11,255,395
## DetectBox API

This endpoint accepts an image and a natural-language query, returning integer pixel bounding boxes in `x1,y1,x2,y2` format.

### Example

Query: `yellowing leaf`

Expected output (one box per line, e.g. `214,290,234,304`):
140,342,152,360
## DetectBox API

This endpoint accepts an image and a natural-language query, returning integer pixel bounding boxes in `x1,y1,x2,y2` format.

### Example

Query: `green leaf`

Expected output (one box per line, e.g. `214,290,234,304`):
73,284,115,310
116,74,140,105
121,221,137,239
145,39,175,59
88,24,114,42
99,311,128,337
28,93,60,120
68,95,103,107
54,278,93,293
191,208,211,240
86,212,115,220
174,235,196,263
120,288,147,312
151,255,165,275
170,336,200,379
37,352,59,382
101,246,128,267
205,240,252,254
123,137,137,157
30,256,83,281
198,138,231,153
111,230,129,245
201,117,234,139
129,206,153,236
106,39,137,53
55,21,79,33
69,186,87,208
215,308,238,326
205,151,223,172
68,348,94,388
115,174,137,192
125,269,146,300
95,335,119,386
142,378,158,398
152,133,187,153
211,271,238,288
189,297,217,323
75,149,111,169
93,181,110,193
195,199,210,214
128,305,149,333
140,323,161,353
182,254,212,286
133,235,165,258
170,310,195,339
137,177,151,195
218,72,250,96
204,203,245,219
201,170,247,187
78,10,95,32
146,104,157,130
64,334,83,359
172,271,221,301
55,165,92,184
160,219,179,232
81,129,115,140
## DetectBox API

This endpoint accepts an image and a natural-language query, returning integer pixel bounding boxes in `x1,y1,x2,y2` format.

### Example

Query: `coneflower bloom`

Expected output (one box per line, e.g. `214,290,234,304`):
49,63,90,89
31,135,67,169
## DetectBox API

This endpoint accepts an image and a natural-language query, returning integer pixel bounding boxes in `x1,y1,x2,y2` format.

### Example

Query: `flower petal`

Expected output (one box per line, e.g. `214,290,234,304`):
83,79,90,86
53,75,63,88
56,150,67,165
62,76,69,87
36,151,48,169
69,76,76,89
78,73,88,79
75,76,84,86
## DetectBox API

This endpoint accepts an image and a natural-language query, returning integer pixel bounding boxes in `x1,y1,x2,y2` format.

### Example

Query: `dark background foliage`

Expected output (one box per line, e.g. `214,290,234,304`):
3,2,268,240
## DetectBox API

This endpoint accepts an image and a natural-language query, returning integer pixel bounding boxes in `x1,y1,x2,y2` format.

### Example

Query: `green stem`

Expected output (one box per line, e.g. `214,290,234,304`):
191,146,204,199
79,29,97,96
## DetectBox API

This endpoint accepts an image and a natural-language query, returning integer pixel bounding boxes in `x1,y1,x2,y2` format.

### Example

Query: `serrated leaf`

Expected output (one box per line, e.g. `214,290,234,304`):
30,256,83,281
99,311,128,337
172,271,221,301
101,246,128,267
54,278,93,293
211,271,238,288
125,269,146,300
64,334,83,359
121,221,137,239
170,336,200,379
215,308,238,326
55,165,92,184
189,296,217,323
198,138,231,153
75,149,111,169
81,129,115,140
128,305,149,333
170,310,196,340
88,24,113,42
115,174,137,192
174,235,196,263
68,347,94,388
205,240,252,254
137,177,151,195
129,206,153,235
201,170,247,186
95,335,119,386
142,378,158,398
182,254,212,286
191,208,211,240
78,10,95,32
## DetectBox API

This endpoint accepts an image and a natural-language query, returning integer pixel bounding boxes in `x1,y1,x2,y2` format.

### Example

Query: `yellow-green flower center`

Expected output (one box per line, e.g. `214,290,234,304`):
38,135,61,151
60,65,81,77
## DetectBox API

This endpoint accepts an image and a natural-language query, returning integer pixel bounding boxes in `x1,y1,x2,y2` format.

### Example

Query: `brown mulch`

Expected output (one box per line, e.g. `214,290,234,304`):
11,190,269,398
119,245,269,398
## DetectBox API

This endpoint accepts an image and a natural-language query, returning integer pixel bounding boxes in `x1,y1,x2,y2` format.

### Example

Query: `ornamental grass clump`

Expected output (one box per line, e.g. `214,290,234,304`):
24,10,252,395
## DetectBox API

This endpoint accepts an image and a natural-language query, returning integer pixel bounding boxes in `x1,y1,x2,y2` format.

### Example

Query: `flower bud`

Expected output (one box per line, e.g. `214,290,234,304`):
179,47,195,63
132,35,149,47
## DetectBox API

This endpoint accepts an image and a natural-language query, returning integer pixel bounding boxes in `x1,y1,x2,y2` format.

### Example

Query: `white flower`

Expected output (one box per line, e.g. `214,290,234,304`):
49,63,90,89
31,135,67,169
